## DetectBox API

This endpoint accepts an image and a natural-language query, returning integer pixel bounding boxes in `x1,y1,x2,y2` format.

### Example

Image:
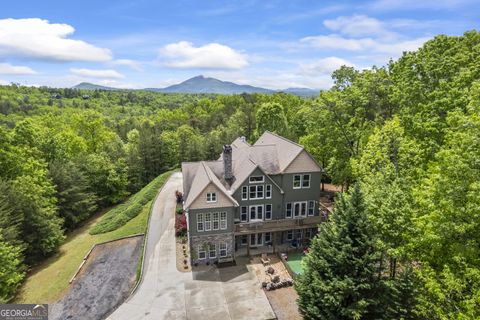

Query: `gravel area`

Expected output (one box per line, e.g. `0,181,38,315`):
50,235,143,320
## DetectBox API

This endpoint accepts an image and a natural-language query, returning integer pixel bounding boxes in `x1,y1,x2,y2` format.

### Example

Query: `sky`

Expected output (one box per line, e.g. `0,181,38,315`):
0,0,479,90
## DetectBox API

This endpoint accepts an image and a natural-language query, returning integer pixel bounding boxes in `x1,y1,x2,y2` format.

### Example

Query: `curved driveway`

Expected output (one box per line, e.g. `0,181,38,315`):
107,172,275,320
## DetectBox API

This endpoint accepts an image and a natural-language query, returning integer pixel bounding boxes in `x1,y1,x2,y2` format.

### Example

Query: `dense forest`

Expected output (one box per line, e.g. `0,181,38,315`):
0,30,479,318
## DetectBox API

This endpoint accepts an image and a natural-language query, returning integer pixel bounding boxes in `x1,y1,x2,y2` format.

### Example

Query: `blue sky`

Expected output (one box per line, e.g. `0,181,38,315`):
0,0,478,89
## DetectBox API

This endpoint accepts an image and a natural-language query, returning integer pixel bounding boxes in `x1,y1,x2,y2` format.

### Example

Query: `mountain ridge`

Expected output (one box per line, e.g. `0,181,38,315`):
72,75,319,96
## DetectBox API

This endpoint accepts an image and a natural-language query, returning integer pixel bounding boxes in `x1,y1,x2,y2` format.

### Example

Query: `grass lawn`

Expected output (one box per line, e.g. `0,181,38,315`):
14,171,173,304
286,251,304,275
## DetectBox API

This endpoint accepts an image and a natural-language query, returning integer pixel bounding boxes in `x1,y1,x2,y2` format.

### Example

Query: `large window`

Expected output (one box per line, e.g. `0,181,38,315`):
206,192,217,203
285,203,292,218
198,245,206,259
265,204,272,220
219,242,227,257
213,212,219,230
208,243,216,258
264,232,272,243
249,185,264,200
220,212,227,230
241,186,248,200
204,213,211,231
308,201,315,216
293,174,311,189
197,213,204,232
240,206,248,222
249,205,263,221
286,230,293,241
265,184,272,199
293,202,307,218
249,175,265,183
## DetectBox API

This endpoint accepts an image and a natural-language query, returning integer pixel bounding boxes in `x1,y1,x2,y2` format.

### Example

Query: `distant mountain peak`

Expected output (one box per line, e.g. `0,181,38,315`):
73,75,320,96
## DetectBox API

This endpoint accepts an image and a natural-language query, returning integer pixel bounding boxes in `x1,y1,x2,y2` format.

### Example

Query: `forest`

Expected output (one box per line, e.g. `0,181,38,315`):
0,30,479,318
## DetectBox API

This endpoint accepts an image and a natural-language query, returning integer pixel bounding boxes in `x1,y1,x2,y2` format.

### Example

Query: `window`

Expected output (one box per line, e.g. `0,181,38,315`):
295,229,303,240
265,204,272,220
302,174,311,188
204,213,211,231
294,202,307,218
197,213,204,232
198,245,206,260
249,175,265,183
249,185,264,200
220,212,227,230
308,201,315,216
206,192,217,203
242,186,248,200
240,235,248,245
305,228,311,238
285,203,292,218
213,212,219,230
293,175,302,189
286,230,293,241
265,184,272,199
250,205,263,221
240,206,248,222
264,232,272,243
219,242,227,257
208,243,216,258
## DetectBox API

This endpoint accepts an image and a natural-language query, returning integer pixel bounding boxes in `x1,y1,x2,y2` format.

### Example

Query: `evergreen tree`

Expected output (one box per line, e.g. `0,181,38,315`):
296,184,383,319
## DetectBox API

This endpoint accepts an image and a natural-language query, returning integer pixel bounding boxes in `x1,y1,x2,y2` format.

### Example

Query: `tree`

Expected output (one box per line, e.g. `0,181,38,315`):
296,185,384,319
48,160,98,230
0,234,25,303
255,102,289,137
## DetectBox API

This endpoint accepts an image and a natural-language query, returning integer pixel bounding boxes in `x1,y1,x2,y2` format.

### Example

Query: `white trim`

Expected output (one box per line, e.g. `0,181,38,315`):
249,205,264,221
293,174,311,189
219,242,227,257
302,174,311,188
213,212,219,230
308,200,315,216
241,186,248,200
293,175,302,189
206,192,217,203
208,243,216,258
204,213,212,231
197,213,204,232
265,204,272,220
285,202,292,218
248,185,264,200
240,206,248,222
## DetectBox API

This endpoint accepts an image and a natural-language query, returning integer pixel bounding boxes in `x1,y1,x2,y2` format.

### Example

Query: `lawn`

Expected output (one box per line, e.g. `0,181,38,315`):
286,251,304,275
14,171,172,304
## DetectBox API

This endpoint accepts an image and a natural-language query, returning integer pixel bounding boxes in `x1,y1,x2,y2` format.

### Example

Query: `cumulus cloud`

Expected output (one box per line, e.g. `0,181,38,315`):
324,15,394,38
70,68,124,79
301,14,430,60
159,41,248,69
0,18,112,62
299,57,356,76
0,63,36,75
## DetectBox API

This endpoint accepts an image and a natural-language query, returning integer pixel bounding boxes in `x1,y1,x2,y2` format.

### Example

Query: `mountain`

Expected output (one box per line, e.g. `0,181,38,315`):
146,75,274,94
72,82,120,90
72,76,319,96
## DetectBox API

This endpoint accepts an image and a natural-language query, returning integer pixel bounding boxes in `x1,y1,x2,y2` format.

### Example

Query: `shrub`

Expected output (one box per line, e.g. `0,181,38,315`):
175,214,187,237
90,171,171,234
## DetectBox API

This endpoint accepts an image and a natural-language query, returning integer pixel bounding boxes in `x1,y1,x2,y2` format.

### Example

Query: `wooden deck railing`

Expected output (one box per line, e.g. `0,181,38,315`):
234,214,327,234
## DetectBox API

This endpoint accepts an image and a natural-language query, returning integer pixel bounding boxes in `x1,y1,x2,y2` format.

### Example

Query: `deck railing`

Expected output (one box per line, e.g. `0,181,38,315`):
234,214,327,234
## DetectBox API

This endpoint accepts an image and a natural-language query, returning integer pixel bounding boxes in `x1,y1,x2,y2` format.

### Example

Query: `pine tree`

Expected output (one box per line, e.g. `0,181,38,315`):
296,184,383,320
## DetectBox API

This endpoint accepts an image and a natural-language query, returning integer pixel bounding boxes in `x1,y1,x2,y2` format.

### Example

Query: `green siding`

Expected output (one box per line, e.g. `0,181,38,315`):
187,207,235,236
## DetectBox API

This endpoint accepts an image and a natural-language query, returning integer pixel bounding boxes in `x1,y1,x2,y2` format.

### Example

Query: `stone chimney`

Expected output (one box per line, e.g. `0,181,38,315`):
223,145,233,181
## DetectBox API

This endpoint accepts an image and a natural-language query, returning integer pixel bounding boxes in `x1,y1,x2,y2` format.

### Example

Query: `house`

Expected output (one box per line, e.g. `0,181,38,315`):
181,131,325,264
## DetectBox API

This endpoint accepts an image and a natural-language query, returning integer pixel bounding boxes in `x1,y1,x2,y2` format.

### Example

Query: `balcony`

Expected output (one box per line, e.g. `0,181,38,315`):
234,214,327,235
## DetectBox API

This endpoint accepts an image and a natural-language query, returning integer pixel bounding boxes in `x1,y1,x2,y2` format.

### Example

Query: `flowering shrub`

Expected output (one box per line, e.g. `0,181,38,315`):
175,213,187,237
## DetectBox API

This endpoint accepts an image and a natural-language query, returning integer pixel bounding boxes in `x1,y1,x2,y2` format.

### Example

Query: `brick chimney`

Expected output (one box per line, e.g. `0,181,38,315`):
223,145,233,181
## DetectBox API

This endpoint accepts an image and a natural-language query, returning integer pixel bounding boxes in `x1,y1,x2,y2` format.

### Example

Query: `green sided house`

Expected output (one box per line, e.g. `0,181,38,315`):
181,131,327,265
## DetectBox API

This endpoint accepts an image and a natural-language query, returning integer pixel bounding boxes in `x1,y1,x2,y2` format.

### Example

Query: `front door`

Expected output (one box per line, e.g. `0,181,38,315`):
250,233,263,247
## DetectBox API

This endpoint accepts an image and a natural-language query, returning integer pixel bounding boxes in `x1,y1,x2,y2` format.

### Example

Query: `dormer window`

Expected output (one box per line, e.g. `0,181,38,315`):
249,175,264,183
206,192,217,203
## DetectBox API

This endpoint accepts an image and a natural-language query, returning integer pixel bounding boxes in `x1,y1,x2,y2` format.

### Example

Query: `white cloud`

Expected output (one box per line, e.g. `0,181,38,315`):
369,0,470,11
70,68,125,79
0,79,9,85
0,18,112,62
0,63,36,75
324,15,395,38
159,41,248,69
299,57,356,76
301,35,376,51
111,59,143,71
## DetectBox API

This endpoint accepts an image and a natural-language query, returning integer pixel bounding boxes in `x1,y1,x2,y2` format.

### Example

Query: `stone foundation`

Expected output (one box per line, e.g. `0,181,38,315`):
189,233,234,265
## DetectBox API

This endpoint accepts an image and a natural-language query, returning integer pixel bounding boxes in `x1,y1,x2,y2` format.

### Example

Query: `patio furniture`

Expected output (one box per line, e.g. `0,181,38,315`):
261,253,271,266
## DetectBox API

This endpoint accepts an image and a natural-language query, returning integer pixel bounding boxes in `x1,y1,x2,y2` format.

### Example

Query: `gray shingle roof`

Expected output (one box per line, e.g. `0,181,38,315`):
182,131,316,209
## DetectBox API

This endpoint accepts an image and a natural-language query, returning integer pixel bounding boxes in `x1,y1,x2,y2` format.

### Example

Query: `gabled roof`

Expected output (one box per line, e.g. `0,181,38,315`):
254,131,304,172
182,161,238,209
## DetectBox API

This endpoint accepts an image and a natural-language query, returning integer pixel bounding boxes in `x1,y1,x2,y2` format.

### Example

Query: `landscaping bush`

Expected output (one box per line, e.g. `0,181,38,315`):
90,171,172,234
175,214,187,237
176,208,184,215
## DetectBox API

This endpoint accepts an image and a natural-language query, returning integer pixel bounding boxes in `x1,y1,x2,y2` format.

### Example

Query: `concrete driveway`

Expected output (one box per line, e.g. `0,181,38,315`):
108,172,275,320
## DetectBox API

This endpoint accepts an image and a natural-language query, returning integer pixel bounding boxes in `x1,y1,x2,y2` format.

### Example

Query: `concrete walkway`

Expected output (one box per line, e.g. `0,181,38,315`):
108,172,275,320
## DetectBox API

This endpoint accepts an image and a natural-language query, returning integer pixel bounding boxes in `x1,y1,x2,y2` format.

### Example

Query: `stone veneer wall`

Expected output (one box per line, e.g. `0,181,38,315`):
190,232,234,264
